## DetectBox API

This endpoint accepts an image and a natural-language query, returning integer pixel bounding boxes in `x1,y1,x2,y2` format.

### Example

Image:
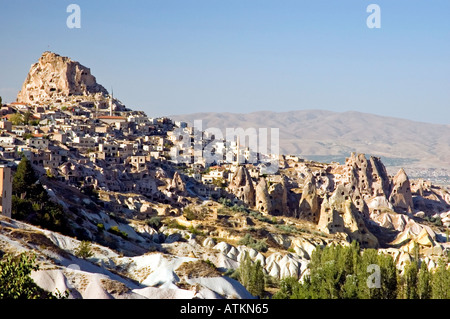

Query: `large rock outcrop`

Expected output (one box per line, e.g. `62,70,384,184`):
344,153,390,198
267,176,289,216
341,153,404,217
255,178,272,214
318,185,378,248
17,51,109,104
369,156,391,198
389,168,414,213
228,166,255,207
298,176,320,223
169,171,187,196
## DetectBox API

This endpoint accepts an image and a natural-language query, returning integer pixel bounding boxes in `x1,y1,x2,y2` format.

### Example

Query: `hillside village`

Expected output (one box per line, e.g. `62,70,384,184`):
1,52,450,299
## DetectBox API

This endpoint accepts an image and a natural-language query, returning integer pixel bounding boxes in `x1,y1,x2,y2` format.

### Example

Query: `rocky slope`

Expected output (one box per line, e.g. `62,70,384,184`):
16,51,109,105
224,153,450,250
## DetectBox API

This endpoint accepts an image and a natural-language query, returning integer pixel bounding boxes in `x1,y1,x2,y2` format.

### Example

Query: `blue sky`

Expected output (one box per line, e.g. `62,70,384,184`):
0,0,449,123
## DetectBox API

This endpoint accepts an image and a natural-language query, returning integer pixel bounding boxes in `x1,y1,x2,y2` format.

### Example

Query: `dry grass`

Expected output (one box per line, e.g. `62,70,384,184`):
4,227,71,258
100,278,130,295
175,260,221,279
132,266,153,283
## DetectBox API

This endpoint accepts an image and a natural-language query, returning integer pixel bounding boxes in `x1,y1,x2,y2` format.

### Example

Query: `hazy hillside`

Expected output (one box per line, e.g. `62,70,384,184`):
170,110,450,179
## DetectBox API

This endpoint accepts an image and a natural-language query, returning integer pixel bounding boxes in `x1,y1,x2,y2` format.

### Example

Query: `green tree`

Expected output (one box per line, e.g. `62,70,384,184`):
284,243,399,299
356,248,397,299
11,195,33,220
304,243,358,299
13,157,50,204
417,261,432,299
401,261,419,299
356,249,378,298
0,96,2,105
13,156,38,198
431,258,450,299
342,274,359,299
23,110,33,125
0,252,68,299
0,252,42,299
377,253,398,299
249,260,265,297
272,277,302,299
238,253,265,298
412,242,420,262
10,113,24,125
270,244,437,300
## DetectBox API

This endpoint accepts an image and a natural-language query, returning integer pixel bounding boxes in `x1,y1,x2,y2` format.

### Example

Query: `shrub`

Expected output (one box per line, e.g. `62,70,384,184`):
218,197,233,207
275,224,298,234
238,234,268,253
188,225,205,236
230,204,248,213
166,219,186,230
146,216,162,230
434,217,443,227
108,226,128,239
204,259,216,269
251,239,269,253
183,208,197,221
249,210,272,223
426,216,443,226
75,241,94,259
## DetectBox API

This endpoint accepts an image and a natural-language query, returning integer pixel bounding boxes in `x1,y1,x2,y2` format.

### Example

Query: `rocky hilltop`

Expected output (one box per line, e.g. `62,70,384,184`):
1,52,450,299
16,51,109,105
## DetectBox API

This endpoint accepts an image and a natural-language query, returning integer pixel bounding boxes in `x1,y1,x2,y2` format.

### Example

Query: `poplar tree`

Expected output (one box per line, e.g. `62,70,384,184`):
417,261,432,299
402,261,418,299
238,253,265,298
431,258,450,299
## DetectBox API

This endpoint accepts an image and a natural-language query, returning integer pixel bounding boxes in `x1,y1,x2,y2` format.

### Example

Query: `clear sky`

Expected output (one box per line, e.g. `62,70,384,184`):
0,0,449,124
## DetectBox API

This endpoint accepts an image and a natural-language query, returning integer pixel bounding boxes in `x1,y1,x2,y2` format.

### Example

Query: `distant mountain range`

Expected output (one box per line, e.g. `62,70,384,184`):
170,110,450,177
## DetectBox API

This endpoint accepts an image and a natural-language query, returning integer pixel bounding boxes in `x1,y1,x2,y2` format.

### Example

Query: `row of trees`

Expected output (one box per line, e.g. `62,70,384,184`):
273,242,450,299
